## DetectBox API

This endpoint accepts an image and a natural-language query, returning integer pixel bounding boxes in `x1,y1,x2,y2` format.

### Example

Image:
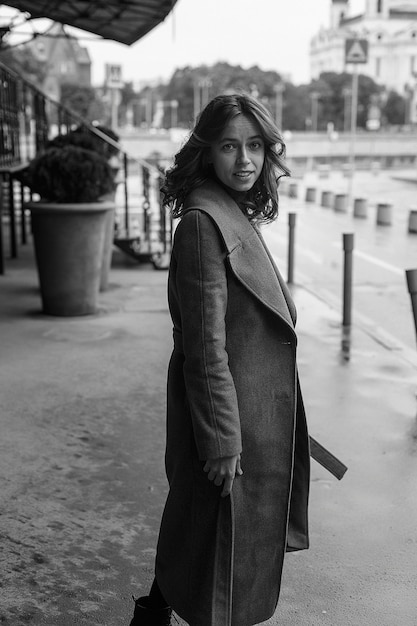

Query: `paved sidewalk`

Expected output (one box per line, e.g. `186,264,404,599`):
0,242,416,626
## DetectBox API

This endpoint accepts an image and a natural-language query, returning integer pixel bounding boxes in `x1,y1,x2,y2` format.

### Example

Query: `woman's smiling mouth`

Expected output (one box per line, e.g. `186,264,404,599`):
234,171,253,178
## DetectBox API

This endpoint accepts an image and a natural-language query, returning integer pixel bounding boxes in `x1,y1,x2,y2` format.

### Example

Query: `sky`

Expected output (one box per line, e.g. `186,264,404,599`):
2,0,364,86
80,0,364,86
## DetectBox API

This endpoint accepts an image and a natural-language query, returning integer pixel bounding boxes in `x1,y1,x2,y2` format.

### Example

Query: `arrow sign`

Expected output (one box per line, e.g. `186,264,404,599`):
345,38,368,64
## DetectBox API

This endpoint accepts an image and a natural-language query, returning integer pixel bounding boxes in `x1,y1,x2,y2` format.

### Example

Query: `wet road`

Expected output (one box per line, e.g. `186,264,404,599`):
263,170,417,355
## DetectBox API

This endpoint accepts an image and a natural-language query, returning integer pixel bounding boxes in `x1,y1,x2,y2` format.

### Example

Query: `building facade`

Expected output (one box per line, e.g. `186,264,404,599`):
26,23,91,103
310,0,417,99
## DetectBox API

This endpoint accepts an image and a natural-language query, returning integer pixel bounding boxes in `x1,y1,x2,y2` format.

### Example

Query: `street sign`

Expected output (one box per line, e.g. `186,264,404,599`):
345,39,368,64
105,64,123,89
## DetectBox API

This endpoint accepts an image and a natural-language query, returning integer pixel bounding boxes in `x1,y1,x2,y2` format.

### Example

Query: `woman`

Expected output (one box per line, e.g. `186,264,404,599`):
130,93,311,626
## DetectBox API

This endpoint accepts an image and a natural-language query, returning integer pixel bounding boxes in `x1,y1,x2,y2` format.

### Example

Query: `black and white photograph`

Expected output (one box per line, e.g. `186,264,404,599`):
1,1,416,624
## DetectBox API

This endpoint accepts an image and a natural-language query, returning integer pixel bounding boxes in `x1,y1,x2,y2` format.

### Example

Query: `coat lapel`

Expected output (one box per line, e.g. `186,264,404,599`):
183,181,295,333
253,225,297,326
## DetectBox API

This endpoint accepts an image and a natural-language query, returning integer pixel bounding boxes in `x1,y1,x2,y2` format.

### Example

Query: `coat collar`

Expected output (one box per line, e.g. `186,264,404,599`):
183,180,296,333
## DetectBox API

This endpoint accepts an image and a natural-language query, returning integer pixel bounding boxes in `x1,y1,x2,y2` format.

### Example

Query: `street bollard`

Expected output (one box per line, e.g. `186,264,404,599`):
288,182,298,198
353,198,367,219
376,203,392,226
342,233,354,327
305,187,316,203
334,194,348,213
341,326,351,362
405,269,417,344
321,190,334,208
407,209,417,234
288,212,296,284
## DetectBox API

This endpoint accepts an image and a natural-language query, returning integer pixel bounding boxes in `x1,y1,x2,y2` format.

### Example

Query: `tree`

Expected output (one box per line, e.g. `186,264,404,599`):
128,64,399,132
60,84,103,122
381,90,406,126
0,44,46,84
305,72,382,131
312,73,350,131
356,74,382,128
282,83,311,130
158,62,284,128
118,81,138,126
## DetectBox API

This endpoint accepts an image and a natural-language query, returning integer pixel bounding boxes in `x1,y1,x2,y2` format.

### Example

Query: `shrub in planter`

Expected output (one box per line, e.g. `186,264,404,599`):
46,125,120,160
26,145,116,316
45,130,98,153
27,144,114,202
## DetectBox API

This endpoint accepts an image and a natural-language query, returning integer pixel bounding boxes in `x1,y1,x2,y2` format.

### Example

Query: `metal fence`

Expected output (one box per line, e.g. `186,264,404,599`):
0,60,172,274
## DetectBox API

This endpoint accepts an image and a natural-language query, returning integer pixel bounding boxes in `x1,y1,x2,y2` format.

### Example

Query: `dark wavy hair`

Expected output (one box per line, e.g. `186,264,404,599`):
162,93,290,223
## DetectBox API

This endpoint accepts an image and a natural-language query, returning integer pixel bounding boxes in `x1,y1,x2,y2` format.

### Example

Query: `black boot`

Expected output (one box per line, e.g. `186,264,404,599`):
129,595,172,626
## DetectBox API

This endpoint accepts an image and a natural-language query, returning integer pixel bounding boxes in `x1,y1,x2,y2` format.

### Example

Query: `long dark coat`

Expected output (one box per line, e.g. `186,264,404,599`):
155,180,310,626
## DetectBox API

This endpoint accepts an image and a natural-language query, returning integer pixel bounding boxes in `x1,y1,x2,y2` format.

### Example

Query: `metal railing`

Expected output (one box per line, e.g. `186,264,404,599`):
0,60,172,274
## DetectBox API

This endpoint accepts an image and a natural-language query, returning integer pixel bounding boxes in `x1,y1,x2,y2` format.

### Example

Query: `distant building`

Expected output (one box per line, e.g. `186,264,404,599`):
26,22,91,102
310,0,417,96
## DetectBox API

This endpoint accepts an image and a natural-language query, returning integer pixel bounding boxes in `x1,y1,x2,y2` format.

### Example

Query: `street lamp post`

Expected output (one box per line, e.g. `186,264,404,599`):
146,89,153,127
170,100,178,128
273,82,284,130
348,66,359,173
343,86,352,132
310,91,320,131
409,72,417,124
193,78,211,119
193,79,201,121
200,78,211,109
404,84,413,125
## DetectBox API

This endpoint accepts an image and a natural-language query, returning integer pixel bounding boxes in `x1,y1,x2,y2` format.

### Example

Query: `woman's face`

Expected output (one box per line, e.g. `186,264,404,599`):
210,114,265,193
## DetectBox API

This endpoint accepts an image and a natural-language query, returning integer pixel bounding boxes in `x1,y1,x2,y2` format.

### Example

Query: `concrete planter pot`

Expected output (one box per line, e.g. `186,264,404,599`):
28,201,115,316
100,205,116,291
98,191,117,291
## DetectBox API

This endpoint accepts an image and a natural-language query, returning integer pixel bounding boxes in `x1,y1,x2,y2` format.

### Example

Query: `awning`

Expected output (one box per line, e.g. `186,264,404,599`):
3,0,178,45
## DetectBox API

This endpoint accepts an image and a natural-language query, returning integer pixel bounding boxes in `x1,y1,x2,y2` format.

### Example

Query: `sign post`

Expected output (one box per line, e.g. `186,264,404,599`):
105,64,123,130
273,82,284,130
344,38,368,207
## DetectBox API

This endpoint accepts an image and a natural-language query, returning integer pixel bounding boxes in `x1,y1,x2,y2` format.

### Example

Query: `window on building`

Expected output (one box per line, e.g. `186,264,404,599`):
376,57,381,77
377,33,383,40
377,0,383,13
60,61,75,74
412,56,416,74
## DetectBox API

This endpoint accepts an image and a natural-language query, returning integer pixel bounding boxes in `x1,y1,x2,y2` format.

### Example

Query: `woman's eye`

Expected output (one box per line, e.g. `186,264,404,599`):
250,141,263,150
222,144,235,152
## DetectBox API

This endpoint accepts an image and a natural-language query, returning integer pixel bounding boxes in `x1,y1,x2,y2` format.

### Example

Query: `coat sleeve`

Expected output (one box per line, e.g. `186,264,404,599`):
173,209,242,460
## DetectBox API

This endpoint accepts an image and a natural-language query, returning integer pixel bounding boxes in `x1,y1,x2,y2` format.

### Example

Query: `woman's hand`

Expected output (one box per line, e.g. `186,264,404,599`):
203,454,243,497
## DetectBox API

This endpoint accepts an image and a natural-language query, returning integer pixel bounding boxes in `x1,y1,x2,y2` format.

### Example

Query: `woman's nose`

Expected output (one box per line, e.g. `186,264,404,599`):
237,147,250,164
